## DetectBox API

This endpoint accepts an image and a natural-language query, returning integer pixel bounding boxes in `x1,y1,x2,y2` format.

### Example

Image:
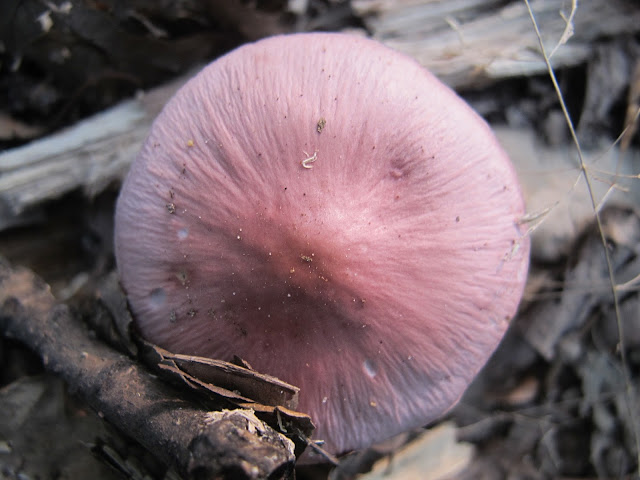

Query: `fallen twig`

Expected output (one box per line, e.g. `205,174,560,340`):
0,258,296,480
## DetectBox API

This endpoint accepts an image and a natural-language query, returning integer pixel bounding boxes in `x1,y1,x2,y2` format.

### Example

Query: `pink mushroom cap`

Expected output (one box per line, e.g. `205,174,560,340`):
115,33,530,457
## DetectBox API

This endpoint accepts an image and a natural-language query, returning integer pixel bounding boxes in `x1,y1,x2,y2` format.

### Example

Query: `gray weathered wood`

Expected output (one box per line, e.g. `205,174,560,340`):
352,0,640,88
0,76,187,228
1,0,638,243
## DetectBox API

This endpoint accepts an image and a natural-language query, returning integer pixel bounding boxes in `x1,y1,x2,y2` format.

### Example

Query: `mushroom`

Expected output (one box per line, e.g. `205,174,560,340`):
115,33,530,458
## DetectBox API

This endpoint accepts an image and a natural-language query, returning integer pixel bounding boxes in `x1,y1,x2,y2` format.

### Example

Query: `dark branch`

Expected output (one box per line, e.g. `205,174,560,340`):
0,258,296,480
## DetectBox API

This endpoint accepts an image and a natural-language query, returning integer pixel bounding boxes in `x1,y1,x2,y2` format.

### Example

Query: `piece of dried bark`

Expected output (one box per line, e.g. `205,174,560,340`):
0,258,296,480
139,343,314,457
146,343,300,409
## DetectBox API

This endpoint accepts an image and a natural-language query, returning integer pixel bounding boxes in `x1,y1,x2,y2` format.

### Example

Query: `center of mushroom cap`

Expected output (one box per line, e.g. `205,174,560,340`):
175,207,377,362
223,208,366,322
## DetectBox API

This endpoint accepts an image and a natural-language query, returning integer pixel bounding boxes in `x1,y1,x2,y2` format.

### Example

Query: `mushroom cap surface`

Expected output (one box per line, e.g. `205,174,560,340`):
115,33,530,457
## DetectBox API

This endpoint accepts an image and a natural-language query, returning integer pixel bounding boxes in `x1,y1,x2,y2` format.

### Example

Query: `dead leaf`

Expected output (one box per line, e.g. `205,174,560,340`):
144,343,299,408
358,423,474,480
0,113,44,140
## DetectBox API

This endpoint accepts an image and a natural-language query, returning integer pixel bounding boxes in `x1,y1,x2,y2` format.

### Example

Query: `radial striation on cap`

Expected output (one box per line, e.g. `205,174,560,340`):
115,33,530,458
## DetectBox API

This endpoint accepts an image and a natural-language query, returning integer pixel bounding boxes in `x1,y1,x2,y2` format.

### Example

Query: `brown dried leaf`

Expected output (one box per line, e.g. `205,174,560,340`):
140,341,315,456
246,403,316,456
0,113,44,141
145,343,299,408
94,271,138,356
157,361,254,405
359,423,473,480
247,404,315,439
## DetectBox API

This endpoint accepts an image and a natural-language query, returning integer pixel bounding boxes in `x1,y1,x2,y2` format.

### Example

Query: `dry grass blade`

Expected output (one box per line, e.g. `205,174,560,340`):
548,0,577,59
524,0,640,474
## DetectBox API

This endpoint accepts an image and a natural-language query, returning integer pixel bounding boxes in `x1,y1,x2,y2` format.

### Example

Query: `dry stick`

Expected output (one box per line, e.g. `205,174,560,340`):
524,1,640,474
0,259,296,480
